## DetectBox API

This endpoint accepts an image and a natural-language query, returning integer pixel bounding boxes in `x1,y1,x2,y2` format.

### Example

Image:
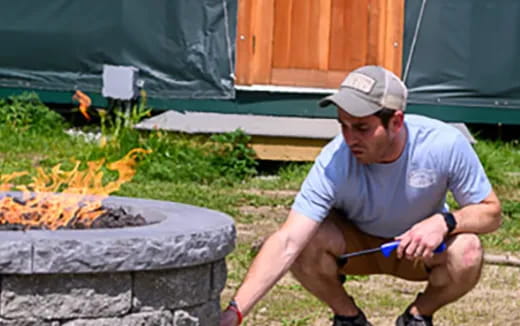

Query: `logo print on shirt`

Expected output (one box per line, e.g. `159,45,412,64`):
408,169,437,188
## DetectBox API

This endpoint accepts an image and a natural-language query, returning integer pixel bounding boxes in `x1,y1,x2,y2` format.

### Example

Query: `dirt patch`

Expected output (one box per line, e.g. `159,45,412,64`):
344,264,520,326
236,205,289,244
240,189,298,198
238,204,290,219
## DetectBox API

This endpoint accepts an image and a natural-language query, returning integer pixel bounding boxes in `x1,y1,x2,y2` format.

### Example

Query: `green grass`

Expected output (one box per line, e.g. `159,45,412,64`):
244,162,313,191
474,139,520,190
481,200,520,251
472,140,520,252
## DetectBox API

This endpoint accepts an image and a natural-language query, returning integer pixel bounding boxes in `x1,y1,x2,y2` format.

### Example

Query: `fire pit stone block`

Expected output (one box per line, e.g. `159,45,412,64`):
0,235,31,273
61,310,173,326
1,273,132,319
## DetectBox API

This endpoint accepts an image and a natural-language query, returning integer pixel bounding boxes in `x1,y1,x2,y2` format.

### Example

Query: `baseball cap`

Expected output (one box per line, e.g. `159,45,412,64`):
319,65,408,117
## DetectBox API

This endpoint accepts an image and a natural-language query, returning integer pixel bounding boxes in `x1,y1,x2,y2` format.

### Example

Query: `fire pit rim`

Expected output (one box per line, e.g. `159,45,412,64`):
0,192,236,275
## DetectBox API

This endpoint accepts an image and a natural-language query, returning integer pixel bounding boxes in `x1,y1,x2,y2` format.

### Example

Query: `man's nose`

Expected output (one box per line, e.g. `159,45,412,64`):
343,129,359,145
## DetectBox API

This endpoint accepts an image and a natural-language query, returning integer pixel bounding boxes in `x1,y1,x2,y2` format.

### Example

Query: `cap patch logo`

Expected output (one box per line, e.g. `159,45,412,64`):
342,73,375,94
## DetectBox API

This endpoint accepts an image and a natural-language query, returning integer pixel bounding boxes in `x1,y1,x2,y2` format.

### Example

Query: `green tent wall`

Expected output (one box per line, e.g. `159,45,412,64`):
403,0,520,123
0,0,237,99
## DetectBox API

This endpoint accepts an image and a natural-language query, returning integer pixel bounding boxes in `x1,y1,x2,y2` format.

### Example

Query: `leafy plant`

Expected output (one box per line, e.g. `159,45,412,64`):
98,90,151,142
135,129,258,185
210,129,258,181
0,92,65,134
134,132,220,184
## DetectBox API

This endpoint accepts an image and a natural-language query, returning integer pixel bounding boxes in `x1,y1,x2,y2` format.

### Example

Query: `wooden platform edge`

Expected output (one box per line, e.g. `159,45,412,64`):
251,136,329,161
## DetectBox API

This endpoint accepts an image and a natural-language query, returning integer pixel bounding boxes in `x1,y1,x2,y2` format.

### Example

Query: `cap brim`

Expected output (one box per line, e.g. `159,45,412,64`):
318,92,381,117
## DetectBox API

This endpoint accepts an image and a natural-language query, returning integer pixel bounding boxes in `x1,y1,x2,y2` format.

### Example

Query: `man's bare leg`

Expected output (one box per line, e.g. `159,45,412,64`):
409,234,484,316
290,217,359,317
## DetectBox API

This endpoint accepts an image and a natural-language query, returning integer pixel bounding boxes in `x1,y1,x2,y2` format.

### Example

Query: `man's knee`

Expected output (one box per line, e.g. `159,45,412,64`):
291,218,345,274
429,233,483,287
453,233,483,272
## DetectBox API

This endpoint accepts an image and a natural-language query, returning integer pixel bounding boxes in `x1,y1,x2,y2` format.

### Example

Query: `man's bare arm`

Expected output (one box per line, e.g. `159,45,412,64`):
397,190,501,259
232,209,320,316
450,189,502,234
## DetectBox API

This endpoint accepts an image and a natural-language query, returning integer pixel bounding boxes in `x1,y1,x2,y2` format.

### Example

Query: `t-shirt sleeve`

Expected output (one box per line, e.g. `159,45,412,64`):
447,133,492,206
292,157,336,223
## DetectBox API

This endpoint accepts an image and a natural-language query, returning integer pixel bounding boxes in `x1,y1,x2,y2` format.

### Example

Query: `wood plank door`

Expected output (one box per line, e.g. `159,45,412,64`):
235,0,404,88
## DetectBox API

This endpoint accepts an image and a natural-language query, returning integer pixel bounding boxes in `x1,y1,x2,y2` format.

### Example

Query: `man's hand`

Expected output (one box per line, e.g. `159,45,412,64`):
395,213,448,260
220,309,239,326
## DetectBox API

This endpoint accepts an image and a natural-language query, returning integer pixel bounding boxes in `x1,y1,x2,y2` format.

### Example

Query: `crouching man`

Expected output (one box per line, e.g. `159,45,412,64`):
220,66,501,326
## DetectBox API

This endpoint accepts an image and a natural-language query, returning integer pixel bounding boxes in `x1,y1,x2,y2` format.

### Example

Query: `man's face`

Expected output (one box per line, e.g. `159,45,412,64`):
337,108,402,164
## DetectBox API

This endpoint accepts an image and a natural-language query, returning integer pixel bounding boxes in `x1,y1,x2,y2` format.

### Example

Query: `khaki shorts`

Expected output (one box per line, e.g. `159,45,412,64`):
330,210,430,281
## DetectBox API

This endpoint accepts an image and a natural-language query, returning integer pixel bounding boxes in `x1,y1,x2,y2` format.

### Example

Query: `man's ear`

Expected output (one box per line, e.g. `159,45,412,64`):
391,111,405,131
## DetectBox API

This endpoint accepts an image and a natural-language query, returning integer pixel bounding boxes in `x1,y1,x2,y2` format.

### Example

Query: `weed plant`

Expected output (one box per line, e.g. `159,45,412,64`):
0,93,66,135
210,129,258,180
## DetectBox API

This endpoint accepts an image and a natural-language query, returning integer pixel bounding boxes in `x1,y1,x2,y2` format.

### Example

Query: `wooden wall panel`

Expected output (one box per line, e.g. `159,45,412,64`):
273,0,333,70
290,1,312,68
304,1,321,69
249,0,275,84
367,0,386,66
272,0,293,68
317,0,333,70
235,0,253,85
235,0,275,85
272,68,347,89
384,0,404,77
329,0,370,71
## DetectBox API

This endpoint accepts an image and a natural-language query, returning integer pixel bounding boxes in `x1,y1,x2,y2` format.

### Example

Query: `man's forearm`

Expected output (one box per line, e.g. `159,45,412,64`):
451,191,501,235
233,230,298,315
231,210,320,317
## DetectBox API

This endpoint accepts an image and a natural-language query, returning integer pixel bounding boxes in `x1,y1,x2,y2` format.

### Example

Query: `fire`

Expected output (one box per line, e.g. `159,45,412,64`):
72,90,92,120
0,148,151,230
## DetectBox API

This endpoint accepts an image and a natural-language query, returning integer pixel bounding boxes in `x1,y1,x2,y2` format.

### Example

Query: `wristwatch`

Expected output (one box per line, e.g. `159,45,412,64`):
441,211,457,234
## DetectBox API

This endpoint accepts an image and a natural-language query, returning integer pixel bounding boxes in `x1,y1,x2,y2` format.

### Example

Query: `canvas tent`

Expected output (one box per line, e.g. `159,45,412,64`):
0,0,519,126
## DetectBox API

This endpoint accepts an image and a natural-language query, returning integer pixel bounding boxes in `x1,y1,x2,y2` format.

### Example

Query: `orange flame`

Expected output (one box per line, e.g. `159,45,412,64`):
72,90,92,120
0,148,151,230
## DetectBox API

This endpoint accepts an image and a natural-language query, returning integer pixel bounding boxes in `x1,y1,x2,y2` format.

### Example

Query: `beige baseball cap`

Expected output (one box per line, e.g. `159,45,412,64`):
319,65,408,117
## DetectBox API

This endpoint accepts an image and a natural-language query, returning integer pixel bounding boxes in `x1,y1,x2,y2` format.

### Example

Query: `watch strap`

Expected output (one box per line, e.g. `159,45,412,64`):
441,212,457,234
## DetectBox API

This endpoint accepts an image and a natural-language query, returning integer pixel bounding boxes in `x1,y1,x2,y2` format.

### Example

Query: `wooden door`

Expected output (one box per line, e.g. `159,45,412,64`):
235,0,404,88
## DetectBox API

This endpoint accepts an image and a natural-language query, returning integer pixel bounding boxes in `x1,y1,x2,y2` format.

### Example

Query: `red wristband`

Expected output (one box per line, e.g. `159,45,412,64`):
227,300,243,325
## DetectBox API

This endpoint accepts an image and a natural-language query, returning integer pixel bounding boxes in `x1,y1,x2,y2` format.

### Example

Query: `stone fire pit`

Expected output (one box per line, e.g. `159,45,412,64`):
0,192,236,326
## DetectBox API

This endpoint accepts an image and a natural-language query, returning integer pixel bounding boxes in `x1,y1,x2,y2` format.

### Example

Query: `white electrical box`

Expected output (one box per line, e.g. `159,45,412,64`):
102,65,139,100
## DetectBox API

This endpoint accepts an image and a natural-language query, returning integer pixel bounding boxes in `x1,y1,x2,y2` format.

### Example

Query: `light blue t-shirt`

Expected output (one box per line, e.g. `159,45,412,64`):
292,114,491,238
